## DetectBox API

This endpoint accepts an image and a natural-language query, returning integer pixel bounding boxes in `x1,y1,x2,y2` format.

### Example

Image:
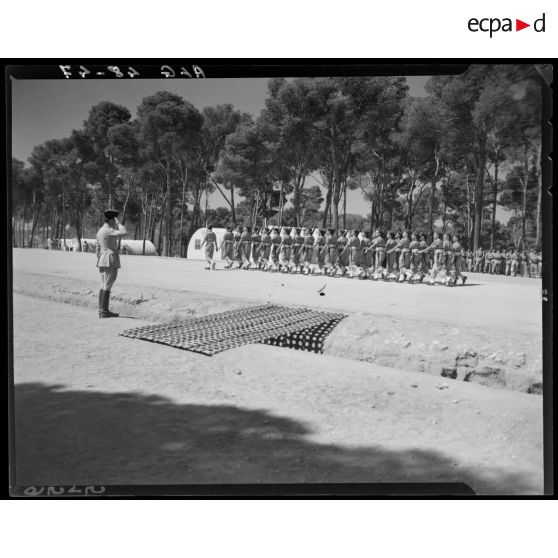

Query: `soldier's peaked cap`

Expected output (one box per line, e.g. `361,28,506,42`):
104,209,120,220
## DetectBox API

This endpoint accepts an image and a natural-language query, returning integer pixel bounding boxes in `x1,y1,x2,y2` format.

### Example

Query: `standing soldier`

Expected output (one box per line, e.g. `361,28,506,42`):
536,251,543,278
473,246,484,273
259,227,272,270
200,225,218,270
219,226,235,268
484,249,492,274
313,229,327,275
96,209,126,318
250,226,262,268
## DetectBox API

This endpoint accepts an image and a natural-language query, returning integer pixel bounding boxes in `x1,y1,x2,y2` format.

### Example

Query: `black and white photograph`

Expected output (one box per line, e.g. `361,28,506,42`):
8,63,552,496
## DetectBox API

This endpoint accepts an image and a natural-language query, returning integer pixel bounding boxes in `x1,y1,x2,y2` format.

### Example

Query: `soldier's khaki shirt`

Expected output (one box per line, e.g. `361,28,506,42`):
96,223,127,268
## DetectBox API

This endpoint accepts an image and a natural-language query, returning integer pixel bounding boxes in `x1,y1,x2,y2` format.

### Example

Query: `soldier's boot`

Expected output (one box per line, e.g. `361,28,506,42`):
100,289,119,318
98,289,105,318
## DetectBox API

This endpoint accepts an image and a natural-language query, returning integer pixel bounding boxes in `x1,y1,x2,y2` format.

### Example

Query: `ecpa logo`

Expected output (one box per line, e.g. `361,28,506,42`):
468,13,546,37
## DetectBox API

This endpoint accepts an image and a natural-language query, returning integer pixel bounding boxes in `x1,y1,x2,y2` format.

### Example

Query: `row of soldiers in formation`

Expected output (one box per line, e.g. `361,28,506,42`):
201,226,473,285
464,248,542,278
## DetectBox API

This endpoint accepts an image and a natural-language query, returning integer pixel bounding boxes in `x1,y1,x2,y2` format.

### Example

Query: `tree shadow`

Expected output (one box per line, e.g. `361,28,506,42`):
12,382,539,495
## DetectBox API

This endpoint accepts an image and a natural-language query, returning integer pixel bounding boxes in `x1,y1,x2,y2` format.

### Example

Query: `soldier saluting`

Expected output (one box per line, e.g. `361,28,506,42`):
96,209,126,318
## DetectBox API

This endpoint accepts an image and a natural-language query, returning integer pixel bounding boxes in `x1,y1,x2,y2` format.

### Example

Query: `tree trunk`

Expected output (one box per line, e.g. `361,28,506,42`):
473,139,486,250
163,164,172,257
322,181,332,229
230,183,236,224
428,176,436,242
342,181,347,231
179,176,187,258
535,145,542,250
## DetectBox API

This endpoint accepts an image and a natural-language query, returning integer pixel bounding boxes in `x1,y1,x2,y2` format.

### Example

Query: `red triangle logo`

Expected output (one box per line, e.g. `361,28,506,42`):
516,19,530,31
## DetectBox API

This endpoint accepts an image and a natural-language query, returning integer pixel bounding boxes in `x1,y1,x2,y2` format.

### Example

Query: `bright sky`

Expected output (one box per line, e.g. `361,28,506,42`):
11,75,429,216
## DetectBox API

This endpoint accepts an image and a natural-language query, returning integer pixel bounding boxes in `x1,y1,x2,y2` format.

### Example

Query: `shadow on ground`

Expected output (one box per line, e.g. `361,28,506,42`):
13,382,538,494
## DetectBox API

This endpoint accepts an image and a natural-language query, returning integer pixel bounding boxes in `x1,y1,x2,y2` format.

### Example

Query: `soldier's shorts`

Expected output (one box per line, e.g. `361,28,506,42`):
99,267,118,291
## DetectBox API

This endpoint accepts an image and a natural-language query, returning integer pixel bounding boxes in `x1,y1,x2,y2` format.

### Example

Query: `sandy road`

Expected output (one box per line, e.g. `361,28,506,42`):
12,293,543,494
13,249,543,334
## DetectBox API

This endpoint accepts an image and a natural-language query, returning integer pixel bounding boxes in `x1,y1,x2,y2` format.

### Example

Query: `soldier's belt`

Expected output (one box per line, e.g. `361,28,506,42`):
401,249,410,253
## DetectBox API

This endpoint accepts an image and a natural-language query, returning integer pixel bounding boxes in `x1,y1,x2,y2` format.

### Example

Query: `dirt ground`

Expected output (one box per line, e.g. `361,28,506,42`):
10,249,545,494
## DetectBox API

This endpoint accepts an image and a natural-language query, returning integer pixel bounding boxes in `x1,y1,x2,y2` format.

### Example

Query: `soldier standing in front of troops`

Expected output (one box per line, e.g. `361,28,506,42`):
96,209,126,318
200,225,218,270
219,226,235,268
259,227,272,270
385,231,397,280
250,226,262,269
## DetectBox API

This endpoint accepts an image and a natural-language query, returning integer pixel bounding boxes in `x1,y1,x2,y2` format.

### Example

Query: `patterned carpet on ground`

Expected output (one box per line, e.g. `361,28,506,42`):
120,304,347,356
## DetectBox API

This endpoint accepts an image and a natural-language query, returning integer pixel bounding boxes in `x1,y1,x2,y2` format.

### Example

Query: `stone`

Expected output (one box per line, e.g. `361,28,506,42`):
527,382,543,395
441,367,457,379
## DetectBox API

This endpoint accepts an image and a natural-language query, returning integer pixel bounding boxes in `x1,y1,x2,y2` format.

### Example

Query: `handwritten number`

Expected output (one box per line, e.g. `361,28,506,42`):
107,66,124,78
79,66,91,78
23,486,45,496
127,66,140,78
59,65,72,79
161,65,175,78
85,485,106,495
192,65,205,78
180,67,192,78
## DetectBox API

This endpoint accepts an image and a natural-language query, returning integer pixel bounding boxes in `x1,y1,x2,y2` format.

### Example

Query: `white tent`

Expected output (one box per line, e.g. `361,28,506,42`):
187,228,227,261
67,238,157,255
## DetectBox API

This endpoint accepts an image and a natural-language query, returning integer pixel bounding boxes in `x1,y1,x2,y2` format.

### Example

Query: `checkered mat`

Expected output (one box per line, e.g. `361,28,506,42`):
120,305,347,356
